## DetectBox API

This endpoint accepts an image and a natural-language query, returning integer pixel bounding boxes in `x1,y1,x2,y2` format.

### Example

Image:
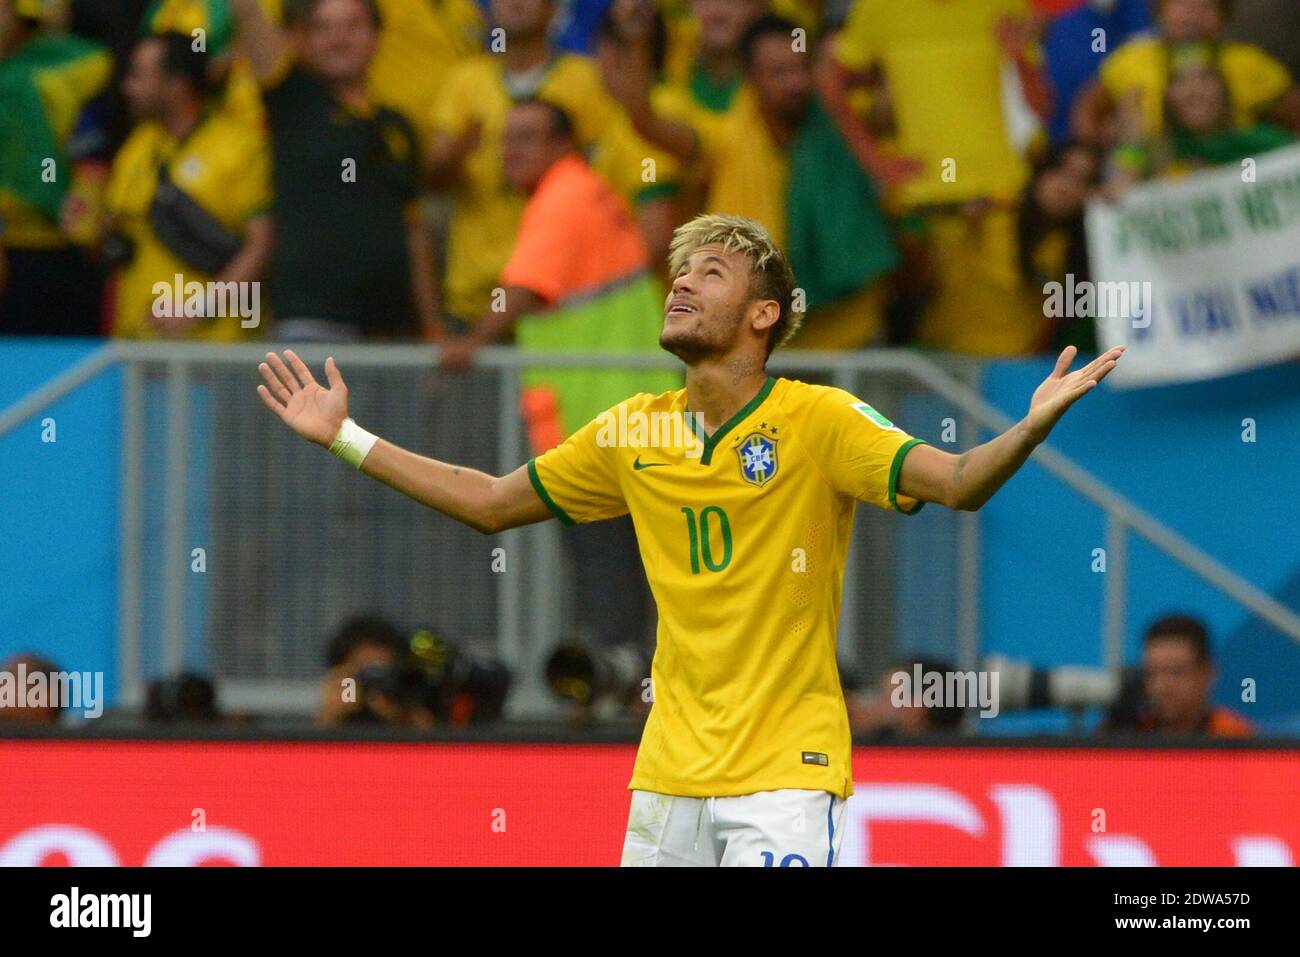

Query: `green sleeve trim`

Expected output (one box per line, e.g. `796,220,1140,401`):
634,181,681,205
527,458,575,526
888,438,927,515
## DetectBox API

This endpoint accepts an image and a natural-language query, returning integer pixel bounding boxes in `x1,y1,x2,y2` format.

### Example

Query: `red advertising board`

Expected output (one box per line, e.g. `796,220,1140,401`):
0,742,1294,866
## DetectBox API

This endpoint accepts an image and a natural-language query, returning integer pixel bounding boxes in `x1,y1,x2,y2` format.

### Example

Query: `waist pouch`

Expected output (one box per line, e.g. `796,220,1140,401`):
148,165,243,275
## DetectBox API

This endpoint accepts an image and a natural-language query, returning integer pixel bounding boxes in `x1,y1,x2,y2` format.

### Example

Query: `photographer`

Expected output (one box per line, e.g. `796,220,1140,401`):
846,658,969,739
1103,614,1255,738
319,615,406,726
320,616,510,729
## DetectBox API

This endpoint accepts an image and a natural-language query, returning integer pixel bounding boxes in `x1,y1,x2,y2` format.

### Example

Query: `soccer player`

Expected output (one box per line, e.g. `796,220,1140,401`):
257,213,1123,867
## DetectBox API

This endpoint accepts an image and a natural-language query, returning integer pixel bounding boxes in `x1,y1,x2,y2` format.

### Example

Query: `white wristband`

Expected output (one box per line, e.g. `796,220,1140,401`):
329,418,378,470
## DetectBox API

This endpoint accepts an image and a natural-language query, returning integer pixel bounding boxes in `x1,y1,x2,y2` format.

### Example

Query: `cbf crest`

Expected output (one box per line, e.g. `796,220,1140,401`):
737,432,778,487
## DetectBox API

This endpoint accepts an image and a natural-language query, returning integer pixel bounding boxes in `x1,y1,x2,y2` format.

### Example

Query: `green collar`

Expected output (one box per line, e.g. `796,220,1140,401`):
692,376,777,465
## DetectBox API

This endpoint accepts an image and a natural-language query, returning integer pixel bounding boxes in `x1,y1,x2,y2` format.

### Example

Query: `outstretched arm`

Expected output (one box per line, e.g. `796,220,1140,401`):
256,350,551,533
898,345,1124,511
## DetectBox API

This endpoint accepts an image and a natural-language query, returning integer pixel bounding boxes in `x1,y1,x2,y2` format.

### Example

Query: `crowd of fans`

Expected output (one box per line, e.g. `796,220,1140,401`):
2,0,1297,354
1,0,1291,735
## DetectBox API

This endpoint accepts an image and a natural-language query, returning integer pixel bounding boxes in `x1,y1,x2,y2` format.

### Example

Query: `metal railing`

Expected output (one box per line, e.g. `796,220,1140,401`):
3,340,1298,717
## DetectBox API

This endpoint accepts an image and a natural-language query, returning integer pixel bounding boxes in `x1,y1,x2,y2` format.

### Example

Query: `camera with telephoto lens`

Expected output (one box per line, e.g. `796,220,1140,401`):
545,643,650,711
347,627,510,726
985,654,1144,712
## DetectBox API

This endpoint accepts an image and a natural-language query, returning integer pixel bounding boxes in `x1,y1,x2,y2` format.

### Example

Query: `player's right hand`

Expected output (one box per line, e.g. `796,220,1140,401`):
257,350,349,448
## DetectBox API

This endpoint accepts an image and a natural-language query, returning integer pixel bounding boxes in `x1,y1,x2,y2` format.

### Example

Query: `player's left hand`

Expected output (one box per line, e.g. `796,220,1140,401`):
1025,345,1124,443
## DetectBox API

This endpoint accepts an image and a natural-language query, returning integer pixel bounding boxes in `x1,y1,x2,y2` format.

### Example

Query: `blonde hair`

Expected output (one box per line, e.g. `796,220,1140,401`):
668,213,802,356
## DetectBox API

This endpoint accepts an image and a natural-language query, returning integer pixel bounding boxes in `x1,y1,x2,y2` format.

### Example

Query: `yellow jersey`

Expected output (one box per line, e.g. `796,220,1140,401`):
529,377,926,798
430,54,681,322
144,0,485,137
143,0,282,132
1100,38,1293,138
833,0,1032,207
368,0,485,140
685,85,792,248
106,112,271,340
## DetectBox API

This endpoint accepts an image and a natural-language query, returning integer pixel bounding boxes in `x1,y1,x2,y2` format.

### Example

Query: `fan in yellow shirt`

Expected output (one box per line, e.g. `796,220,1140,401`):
145,0,484,137
0,4,112,334
256,213,1125,866
428,0,680,325
824,0,1052,355
367,0,484,141
1074,0,1300,145
105,33,271,340
142,0,282,130
612,14,896,349
1101,39,1292,136
657,0,766,108
829,0,1036,208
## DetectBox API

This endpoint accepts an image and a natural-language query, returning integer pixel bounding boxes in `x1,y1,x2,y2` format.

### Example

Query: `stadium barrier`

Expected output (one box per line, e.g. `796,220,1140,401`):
0,734,1293,866
1,342,1297,719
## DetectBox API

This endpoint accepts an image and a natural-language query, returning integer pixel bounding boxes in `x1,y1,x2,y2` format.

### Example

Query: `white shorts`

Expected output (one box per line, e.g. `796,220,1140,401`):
620,788,847,867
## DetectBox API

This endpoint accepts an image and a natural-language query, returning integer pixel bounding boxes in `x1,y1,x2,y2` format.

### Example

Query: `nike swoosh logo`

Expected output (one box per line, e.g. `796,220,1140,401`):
633,457,671,471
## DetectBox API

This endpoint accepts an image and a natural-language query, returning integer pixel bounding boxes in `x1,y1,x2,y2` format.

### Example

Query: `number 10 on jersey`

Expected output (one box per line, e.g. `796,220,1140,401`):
681,506,732,573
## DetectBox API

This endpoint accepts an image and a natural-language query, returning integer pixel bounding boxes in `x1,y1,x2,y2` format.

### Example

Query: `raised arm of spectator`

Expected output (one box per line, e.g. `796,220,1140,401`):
1099,89,1147,199
818,57,922,189
617,91,699,165
438,285,544,370
595,0,698,163
231,0,290,82
598,25,698,163
636,194,679,276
